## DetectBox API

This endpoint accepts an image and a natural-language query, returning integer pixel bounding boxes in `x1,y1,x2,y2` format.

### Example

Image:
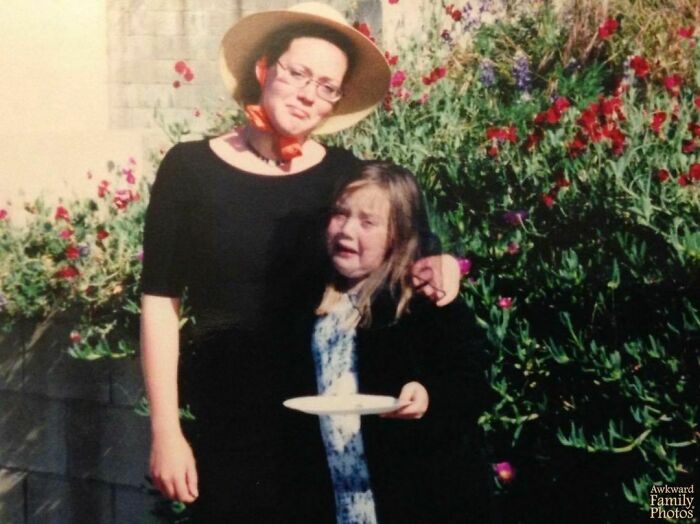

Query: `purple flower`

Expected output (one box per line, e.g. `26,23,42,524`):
512,54,532,92
441,29,453,43
503,210,528,226
78,243,90,258
457,258,472,276
494,461,515,483
479,60,496,87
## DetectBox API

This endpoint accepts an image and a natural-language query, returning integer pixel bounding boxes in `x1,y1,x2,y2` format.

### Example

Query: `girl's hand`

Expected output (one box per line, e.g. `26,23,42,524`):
382,381,429,419
411,254,461,306
150,431,199,503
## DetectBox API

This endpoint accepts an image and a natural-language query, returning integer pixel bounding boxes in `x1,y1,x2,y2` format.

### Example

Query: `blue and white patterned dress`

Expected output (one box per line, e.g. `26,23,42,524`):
311,293,378,524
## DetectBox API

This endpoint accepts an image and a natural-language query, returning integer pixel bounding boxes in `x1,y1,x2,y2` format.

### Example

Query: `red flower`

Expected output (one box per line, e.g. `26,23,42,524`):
59,229,73,239
388,0,399,4
678,175,689,186
664,74,683,96
123,168,136,184
56,266,80,279
451,10,462,22
353,22,374,42
600,97,623,118
555,176,571,188
175,61,188,74
69,330,81,343
682,139,696,154
690,163,700,181
656,169,670,182
568,133,588,157
486,126,517,143
541,193,556,208
553,97,571,113
0,209,7,220
113,189,139,210
65,245,80,260
384,51,398,66
97,180,110,198
175,60,194,82
183,70,194,82
525,129,544,151
506,242,520,255
629,56,650,78
487,145,499,157
598,18,618,39
678,27,695,39
391,70,406,88
650,112,667,133
55,206,70,222
688,122,700,137
695,96,700,109
97,229,109,241
497,297,514,309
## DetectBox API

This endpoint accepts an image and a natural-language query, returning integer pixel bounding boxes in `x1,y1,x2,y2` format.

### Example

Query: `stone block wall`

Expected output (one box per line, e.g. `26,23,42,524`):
0,315,160,523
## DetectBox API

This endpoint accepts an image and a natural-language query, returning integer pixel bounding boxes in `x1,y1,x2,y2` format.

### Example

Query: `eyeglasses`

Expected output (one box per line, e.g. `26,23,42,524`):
275,61,343,103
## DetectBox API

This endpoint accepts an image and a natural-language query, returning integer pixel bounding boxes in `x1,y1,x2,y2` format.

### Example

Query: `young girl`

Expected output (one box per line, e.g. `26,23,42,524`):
310,162,494,523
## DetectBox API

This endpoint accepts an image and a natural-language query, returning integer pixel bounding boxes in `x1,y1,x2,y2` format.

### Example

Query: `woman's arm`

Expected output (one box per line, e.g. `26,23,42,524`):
140,294,198,503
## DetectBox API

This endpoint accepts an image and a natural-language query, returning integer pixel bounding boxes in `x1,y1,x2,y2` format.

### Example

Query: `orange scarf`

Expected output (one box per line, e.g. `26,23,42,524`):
244,58,303,162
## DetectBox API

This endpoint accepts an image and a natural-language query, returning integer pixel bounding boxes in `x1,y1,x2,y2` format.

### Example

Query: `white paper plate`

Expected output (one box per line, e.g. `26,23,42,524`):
283,394,408,415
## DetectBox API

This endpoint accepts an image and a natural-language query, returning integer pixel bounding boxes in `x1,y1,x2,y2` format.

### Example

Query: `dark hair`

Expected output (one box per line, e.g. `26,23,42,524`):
240,22,357,104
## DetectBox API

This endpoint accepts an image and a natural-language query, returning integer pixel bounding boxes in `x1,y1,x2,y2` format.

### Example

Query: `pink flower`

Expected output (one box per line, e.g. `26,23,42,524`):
98,180,110,198
391,70,407,88
678,27,695,39
123,168,136,185
506,242,520,255
457,258,472,276
384,51,399,66
55,206,70,222
498,297,514,309
0,209,7,220
128,156,137,165
494,462,515,483
174,61,188,74
664,74,682,96
541,193,555,208
598,18,618,39
69,330,81,343
59,229,73,239
388,0,399,4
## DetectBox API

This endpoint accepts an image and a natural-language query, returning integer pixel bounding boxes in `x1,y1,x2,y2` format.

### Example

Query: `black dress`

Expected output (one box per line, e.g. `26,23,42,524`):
141,139,355,522
355,293,495,523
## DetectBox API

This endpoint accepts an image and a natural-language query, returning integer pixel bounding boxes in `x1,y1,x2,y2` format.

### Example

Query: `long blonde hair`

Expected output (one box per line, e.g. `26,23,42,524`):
316,161,424,327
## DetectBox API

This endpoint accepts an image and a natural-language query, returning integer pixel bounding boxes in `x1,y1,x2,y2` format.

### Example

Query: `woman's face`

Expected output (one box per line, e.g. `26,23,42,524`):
327,184,391,287
260,37,348,138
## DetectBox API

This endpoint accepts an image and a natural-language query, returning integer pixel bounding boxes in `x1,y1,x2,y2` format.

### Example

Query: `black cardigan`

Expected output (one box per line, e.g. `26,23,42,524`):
308,293,495,523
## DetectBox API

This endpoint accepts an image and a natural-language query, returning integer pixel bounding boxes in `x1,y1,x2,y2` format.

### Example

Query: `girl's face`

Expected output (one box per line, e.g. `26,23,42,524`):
327,184,391,288
260,37,347,138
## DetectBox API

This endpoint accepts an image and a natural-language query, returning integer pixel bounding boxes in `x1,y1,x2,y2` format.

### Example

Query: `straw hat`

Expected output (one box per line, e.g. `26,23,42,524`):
219,2,390,135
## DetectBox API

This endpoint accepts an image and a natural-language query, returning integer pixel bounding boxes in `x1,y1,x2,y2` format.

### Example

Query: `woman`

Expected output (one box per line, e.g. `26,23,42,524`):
309,161,493,523
140,3,462,522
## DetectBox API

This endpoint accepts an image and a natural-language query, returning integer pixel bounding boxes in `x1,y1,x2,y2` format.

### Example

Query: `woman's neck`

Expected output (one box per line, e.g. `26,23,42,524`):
244,124,305,163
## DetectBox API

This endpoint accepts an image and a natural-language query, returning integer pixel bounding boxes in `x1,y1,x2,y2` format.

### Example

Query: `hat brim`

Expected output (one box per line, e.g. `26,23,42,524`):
219,9,390,135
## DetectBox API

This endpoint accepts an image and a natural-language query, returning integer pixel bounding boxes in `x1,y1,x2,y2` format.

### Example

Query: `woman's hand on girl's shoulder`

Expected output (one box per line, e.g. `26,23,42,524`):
150,431,199,503
381,381,429,419
411,255,461,306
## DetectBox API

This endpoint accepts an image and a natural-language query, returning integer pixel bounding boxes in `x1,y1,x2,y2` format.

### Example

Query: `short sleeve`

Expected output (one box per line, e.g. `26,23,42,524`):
140,144,192,297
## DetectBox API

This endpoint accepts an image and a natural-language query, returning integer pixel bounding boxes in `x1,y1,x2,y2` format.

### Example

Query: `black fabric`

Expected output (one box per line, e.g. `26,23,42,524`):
353,294,494,523
140,140,453,522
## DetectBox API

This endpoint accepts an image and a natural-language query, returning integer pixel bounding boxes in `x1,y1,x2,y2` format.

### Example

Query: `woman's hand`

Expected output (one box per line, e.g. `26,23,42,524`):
382,381,429,419
150,431,199,503
411,254,461,306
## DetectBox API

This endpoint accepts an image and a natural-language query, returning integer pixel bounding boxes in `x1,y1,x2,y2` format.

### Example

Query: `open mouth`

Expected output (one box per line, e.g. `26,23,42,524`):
333,243,358,257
